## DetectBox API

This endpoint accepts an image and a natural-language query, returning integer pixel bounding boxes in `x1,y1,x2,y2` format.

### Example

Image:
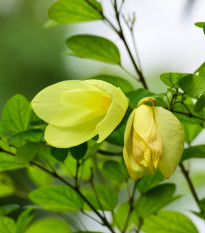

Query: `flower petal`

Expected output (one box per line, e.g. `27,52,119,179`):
96,88,128,142
31,80,88,123
44,116,103,148
123,110,150,180
133,105,162,169
84,79,117,98
154,107,184,178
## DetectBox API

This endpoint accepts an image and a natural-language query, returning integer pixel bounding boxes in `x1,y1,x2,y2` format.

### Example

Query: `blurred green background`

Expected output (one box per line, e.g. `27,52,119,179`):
0,0,68,111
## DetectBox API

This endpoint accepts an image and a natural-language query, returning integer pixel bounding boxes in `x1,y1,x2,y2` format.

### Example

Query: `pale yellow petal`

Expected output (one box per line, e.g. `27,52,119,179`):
44,116,103,148
154,107,184,178
52,88,111,126
84,79,116,98
123,110,150,180
96,88,128,142
133,105,162,168
31,80,90,123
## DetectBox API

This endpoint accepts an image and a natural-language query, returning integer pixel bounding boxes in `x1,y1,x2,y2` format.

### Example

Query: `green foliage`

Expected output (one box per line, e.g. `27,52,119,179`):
127,88,166,109
181,145,205,161
179,74,205,98
16,208,35,233
8,130,43,148
102,160,128,181
82,185,118,211
29,185,83,212
0,216,16,233
135,184,179,218
24,217,72,233
86,75,134,93
16,142,40,164
160,72,190,89
142,210,199,233
137,169,164,193
0,152,25,172
0,204,19,216
2,94,31,133
70,142,88,160
48,0,103,24
194,93,205,112
51,147,69,162
66,35,121,64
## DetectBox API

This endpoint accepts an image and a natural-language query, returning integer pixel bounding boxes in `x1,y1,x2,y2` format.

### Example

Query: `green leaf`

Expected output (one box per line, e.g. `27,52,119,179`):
0,140,16,154
142,210,199,233
195,22,205,28
16,142,40,164
0,204,19,216
8,129,43,147
102,160,128,181
199,198,205,212
16,208,35,233
51,147,69,162
86,75,134,93
194,93,205,112
195,22,205,33
180,121,202,144
181,145,205,161
194,61,205,76
160,73,190,88
106,123,125,146
48,0,103,24
135,184,178,218
24,217,72,233
137,169,164,193
82,185,118,211
0,216,16,233
0,152,25,172
27,166,53,186
29,185,83,212
70,142,88,160
127,88,166,109
2,94,31,133
179,74,205,98
114,202,136,231
191,211,205,220
66,35,121,64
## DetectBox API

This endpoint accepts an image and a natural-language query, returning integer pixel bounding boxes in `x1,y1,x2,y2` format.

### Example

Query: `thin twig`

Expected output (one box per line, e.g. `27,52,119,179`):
179,163,201,209
122,182,138,233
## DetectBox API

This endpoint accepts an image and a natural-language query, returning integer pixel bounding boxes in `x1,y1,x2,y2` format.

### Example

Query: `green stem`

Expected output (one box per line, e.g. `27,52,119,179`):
179,163,201,212
31,161,116,233
122,182,138,233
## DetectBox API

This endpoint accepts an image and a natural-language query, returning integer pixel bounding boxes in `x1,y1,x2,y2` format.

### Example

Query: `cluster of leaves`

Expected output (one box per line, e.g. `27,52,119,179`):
1,0,205,232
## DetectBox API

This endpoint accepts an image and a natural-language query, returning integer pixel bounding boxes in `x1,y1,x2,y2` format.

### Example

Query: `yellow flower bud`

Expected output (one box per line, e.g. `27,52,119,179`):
31,80,128,148
123,97,184,180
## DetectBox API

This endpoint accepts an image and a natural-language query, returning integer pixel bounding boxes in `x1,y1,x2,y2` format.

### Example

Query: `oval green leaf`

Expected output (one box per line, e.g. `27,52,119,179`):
142,210,199,233
25,218,72,233
48,0,103,24
0,216,16,233
29,185,83,212
66,35,121,64
2,94,31,133
0,152,25,172
135,184,178,218
160,72,190,89
179,74,205,98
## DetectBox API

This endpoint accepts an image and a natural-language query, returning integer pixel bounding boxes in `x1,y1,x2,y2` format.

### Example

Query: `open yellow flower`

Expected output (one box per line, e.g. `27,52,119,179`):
32,80,128,148
123,97,184,180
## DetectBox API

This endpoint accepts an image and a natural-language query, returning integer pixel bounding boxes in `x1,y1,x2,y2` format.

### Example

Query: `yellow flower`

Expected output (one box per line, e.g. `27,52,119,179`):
32,80,128,148
123,97,184,180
